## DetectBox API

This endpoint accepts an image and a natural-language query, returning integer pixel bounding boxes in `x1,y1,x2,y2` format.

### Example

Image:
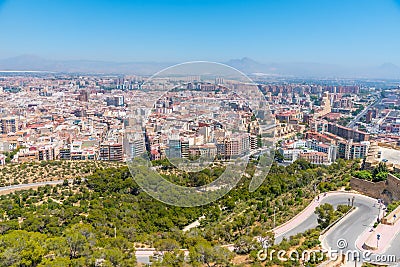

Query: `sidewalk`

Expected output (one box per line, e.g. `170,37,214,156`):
274,191,355,237
356,208,400,253
274,194,321,236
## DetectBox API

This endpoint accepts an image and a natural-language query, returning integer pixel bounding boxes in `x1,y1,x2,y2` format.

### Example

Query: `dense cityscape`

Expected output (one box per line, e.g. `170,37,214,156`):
0,71,399,266
1,75,399,169
1,0,400,266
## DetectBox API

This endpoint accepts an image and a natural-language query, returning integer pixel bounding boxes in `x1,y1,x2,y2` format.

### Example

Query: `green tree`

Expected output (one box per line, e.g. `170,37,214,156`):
315,203,335,229
234,235,260,254
154,249,185,267
64,224,95,259
155,238,180,252
0,230,47,266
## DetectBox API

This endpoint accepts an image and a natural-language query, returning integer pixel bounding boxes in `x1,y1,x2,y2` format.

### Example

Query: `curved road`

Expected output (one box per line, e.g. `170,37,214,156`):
274,192,399,266
275,192,378,242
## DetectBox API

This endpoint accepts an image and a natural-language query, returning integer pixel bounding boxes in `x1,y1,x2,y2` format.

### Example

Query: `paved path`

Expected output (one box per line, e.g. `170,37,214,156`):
274,195,322,238
274,191,366,243
0,179,70,194
357,211,400,254
182,216,205,232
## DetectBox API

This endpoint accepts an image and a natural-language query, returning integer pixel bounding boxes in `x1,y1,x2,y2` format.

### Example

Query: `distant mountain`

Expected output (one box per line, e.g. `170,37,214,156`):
0,55,399,79
225,57,278,75
373,63,400,78
0,55,173,75
225,58,400,79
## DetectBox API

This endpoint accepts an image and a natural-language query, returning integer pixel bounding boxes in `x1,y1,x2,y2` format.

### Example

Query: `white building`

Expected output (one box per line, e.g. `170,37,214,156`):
0,154,5,165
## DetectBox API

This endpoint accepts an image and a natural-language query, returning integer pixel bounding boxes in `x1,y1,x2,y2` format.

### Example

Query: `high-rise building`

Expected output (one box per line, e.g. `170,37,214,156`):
181,139,189,159
59,147,71,160
0,117,18,134
166,139,181,159
99,143,123,161
223,133,250,159
128,138,146,158
338,140,370,160
38,145,56,161
106,95,124,107
327,122,369,142
365,109,377,124
78,90,90,102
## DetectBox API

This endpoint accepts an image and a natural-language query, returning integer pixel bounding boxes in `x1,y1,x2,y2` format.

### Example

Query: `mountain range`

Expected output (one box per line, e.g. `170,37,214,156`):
0,55,399,79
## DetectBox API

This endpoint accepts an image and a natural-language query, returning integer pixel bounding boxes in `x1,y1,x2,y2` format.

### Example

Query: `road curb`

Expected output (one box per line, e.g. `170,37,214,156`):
321,206,356,235
274,191,346,235
274,191,373,238
319,207,357,251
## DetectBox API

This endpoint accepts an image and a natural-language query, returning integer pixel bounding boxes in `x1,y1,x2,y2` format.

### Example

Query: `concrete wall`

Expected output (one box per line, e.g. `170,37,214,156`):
386,173,400,201
350,173,400,203
382,205,400,225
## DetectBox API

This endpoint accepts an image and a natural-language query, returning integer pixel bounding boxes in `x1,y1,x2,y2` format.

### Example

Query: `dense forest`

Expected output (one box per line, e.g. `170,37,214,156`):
0,158,358,266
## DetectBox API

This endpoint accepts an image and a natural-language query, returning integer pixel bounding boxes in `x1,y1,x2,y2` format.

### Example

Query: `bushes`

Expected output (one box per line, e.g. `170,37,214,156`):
0,158,359,266
387,201,400,214
353,163,390,182
315,204,352,230
353,170,372,180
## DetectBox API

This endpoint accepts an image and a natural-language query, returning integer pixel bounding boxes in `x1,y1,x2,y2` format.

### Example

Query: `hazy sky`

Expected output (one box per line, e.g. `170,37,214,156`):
0,0,400,66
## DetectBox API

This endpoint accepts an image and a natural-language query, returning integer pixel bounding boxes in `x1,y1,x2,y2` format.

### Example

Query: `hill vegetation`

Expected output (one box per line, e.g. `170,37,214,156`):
0,158,356,266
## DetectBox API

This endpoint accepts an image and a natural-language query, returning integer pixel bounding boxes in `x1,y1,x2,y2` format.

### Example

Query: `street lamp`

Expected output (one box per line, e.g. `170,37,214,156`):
354,254,359,267
378,204,382,222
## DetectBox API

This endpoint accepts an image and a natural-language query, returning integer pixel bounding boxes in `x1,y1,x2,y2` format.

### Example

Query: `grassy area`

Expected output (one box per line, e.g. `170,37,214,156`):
387,200,400,214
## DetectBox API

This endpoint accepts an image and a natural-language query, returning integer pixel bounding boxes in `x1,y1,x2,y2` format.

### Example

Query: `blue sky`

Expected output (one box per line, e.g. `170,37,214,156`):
0,0,400,66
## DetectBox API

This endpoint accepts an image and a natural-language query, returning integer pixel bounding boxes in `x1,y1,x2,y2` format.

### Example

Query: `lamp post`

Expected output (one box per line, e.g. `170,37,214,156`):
378,204,382,222
354,254,359,267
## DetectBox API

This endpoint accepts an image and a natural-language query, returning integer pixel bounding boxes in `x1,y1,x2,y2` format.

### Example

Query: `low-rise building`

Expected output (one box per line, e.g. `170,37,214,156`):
0,154,5,165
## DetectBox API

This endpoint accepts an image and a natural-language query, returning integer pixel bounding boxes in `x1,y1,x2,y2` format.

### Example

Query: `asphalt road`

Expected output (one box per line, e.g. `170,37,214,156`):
275,193,377,244
322,194,378,251
347,97,380,128
0,179,70,192
275,192,400,266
